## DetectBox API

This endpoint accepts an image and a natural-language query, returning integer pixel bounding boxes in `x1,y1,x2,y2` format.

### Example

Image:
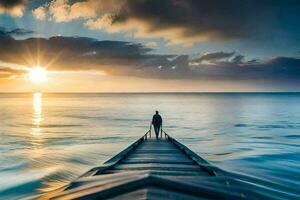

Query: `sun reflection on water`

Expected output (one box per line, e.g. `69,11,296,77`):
31,92,43,136
29,93,75,197
29,92,45,161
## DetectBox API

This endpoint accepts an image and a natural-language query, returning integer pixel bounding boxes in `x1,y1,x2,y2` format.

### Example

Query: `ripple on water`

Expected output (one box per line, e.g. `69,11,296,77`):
283,134,300,139
234,123,250,127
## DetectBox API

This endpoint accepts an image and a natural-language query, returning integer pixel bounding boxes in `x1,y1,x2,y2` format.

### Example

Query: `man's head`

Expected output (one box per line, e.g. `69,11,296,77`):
155,111,159,114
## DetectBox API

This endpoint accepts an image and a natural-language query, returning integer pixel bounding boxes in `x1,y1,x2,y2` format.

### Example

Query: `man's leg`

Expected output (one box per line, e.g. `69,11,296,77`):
154,126,159,139
157,125,161,138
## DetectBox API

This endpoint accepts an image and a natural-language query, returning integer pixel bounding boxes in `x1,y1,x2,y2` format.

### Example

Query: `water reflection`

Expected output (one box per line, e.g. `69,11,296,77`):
29,92,45,161
31,92,43,136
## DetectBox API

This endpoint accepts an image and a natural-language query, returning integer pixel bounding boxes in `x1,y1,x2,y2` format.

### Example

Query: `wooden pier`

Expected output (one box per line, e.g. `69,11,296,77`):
47,130,287,199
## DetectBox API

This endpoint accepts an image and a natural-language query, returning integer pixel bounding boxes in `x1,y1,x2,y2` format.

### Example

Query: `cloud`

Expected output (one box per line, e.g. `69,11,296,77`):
32,6,46,20
0,0,27,17
0,61,27,78
0,27,34,37
0,30,299,82
192,52,235,64
47,0,99,22
145,41,158,47
0,67,26,78
6,28,34,36
231,55,245,64
34,0,300,46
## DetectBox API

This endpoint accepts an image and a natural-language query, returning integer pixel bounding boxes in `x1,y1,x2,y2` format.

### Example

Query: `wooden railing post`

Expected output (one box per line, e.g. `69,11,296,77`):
162,129,168,139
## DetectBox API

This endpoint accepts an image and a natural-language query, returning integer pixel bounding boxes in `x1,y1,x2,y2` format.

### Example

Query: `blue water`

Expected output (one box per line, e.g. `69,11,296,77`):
0,93,299,199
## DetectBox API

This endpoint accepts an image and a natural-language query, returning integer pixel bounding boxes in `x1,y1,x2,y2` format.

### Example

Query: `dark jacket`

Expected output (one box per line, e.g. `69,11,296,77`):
152,114,162,126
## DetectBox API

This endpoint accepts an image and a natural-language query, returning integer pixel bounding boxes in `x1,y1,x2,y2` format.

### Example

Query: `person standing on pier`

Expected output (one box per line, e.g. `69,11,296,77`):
152,111,162,139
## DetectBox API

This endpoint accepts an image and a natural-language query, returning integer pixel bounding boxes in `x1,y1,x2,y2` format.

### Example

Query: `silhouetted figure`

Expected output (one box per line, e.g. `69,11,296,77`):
152,111,162,139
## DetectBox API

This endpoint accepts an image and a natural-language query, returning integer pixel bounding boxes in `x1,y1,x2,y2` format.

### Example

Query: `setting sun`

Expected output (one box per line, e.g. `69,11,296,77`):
28,66,47,83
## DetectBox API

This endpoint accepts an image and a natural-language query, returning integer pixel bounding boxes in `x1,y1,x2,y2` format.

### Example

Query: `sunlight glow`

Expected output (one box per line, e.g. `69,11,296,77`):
28,66,48,83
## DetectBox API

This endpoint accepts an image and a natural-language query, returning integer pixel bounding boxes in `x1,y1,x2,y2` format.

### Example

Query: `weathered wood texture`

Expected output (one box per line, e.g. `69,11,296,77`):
107,139,206,175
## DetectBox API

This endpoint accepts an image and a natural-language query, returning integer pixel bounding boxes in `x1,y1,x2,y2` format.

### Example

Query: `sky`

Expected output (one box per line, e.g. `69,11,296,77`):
0,0,300,92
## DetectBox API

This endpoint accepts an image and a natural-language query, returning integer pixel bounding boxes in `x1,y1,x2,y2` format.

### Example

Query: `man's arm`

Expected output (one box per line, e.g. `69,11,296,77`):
160,116,163,137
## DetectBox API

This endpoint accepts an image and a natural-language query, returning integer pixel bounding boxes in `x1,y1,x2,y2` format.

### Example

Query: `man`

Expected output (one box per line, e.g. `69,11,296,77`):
152,111,162,139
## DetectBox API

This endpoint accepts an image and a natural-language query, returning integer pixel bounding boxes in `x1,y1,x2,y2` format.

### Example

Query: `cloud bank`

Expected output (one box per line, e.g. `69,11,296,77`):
0,30,300,82
31,0,300,46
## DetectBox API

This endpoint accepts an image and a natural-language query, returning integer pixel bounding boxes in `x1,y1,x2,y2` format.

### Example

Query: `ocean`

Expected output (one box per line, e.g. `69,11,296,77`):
0,93,299,199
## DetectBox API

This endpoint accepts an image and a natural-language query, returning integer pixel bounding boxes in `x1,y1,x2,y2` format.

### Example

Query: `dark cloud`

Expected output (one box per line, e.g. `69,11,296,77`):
189,57,300,80
0,0,26,16
6,28,34,36
0,29,174,76
231,55,245,64
0,0,25,8
81,0,300,45
0,32,299,82
0,27,34,38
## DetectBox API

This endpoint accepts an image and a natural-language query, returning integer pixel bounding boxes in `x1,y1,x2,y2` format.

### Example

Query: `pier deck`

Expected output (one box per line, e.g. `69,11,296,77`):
48,131,280,199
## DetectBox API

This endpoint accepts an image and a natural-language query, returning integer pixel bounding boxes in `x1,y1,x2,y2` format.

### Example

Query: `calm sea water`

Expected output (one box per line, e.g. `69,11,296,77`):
0,93,299,199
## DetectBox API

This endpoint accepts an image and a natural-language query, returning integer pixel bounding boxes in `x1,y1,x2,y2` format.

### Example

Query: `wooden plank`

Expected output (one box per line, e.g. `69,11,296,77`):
121,160,194,165
102,170,207,176
132,150,181,154
127,153,185,157
135,145,179,148
113,163,201,171
138,144,174,147
134,145,179,148
122,158,194,164
126,154,187,159
124,159,192,165
124,156,192,161
133,149,179,152
110,168,202,173
134,146,178,150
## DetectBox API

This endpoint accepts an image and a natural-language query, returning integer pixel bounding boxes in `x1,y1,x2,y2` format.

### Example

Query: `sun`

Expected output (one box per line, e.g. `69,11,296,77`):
28,66,48,83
